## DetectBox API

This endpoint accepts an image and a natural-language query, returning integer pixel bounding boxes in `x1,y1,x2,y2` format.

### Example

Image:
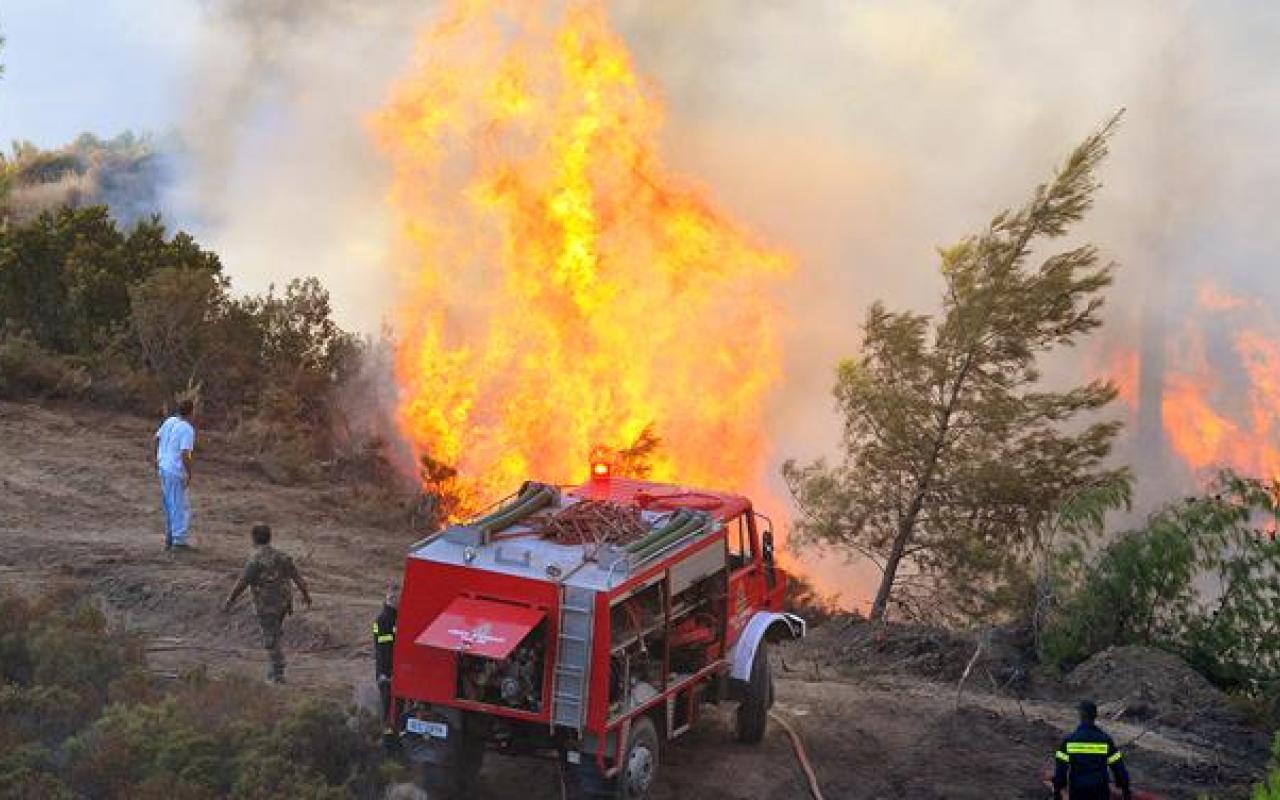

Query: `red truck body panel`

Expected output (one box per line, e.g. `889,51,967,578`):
392,558,559,721
390,474,794,775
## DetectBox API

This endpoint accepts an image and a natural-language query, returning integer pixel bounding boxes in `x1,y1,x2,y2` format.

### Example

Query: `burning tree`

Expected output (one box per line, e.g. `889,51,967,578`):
784,114,1127,623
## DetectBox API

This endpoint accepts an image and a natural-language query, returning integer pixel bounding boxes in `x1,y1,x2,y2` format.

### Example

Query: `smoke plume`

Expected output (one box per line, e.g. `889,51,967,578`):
176,1,1280,606
169,0,437,331
4,133,169,226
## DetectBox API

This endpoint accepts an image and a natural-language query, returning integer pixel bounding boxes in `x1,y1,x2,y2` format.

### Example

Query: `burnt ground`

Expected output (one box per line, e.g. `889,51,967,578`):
0,399,1271,799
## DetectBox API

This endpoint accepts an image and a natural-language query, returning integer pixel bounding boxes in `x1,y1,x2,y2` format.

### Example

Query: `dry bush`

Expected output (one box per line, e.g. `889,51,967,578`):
783,573,843,627
0,329,91,399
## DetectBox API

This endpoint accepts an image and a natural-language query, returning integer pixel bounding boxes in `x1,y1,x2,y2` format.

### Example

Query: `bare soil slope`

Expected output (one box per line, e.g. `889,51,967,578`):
0,401,1268,799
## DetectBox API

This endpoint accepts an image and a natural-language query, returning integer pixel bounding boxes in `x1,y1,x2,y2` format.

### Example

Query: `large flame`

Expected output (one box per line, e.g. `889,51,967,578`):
373,1,791,507
1114,280,1280,479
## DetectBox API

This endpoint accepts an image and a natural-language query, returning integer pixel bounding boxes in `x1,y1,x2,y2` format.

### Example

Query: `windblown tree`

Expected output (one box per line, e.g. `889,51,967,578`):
783,114,1128,622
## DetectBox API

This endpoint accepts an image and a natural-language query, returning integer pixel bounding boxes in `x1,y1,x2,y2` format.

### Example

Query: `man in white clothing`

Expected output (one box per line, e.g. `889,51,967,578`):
154,398,196,551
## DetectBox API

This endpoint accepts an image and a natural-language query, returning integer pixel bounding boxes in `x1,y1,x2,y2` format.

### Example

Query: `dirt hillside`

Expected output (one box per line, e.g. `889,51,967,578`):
0,400,1269,799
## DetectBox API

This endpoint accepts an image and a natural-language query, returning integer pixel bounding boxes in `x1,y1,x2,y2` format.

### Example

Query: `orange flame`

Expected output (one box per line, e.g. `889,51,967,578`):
1102,347,1140,409
1116,280,1280,480
373,2,791,507
1196,281,1253,313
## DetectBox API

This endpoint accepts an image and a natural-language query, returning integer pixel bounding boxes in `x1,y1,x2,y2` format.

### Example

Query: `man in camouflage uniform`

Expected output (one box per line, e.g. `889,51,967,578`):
222,523,312,683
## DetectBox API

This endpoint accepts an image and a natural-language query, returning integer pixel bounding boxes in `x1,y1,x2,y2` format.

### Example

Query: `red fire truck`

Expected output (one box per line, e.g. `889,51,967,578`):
389,468,805,798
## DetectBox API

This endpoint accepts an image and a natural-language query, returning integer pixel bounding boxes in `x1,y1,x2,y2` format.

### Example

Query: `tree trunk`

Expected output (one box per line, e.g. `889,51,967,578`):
868,339,978,621
869,489,926,622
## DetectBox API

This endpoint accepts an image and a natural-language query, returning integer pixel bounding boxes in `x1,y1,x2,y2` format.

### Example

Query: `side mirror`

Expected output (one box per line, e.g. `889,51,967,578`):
761,529,775,564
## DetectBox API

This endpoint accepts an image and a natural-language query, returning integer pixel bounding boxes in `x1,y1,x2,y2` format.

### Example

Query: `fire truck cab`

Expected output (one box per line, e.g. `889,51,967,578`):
389,473,805,799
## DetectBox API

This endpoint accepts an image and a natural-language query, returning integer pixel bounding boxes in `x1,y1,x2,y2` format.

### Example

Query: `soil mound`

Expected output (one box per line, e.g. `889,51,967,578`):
1066,645,1227,727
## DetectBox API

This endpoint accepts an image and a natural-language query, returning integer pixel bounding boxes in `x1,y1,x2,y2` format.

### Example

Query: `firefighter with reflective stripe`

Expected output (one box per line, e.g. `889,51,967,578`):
373,580,399,743
1053,700,1132,800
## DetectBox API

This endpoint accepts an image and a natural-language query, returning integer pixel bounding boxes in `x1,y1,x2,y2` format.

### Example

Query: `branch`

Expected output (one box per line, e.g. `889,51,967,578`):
954,630,990,709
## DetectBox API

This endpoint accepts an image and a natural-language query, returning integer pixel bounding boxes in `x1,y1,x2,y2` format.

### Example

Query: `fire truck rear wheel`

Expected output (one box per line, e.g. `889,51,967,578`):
735,639,772,744
618,716,659,799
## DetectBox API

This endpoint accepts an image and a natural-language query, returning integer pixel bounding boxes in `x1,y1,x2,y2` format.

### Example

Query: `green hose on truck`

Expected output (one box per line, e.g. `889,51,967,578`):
473,482,558,540
629,510,710,561
625,509,693,554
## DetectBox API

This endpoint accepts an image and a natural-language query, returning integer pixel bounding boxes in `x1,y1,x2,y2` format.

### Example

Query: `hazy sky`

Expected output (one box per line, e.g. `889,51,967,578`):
1,1,200,146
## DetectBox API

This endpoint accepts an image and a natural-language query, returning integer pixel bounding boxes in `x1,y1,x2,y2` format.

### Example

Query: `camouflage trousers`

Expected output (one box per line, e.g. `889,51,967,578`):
257,610,287,681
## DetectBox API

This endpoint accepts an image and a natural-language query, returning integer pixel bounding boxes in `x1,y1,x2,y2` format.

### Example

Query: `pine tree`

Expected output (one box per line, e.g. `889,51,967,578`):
783,114,1127,622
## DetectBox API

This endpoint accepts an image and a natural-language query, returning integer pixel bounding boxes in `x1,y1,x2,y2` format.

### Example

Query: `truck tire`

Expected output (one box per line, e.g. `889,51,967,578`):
565,717,660,800
617,716,659,799
735,639,771,744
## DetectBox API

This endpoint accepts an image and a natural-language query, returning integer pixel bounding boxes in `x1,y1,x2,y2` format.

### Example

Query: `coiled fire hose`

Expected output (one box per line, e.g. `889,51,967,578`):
770,710,827,800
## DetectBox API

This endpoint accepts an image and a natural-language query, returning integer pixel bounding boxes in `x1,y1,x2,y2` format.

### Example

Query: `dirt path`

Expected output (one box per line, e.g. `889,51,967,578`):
0,401,1266,799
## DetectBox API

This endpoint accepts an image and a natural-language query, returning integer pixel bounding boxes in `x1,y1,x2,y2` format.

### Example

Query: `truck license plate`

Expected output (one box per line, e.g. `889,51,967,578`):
405,718,448,739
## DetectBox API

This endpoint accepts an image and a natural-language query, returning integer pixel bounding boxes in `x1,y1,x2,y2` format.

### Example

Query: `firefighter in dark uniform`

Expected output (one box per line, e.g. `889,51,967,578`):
1053,700,1133,800
373,580,399,745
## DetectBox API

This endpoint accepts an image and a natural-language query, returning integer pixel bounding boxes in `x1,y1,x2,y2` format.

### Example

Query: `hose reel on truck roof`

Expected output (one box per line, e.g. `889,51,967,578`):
470,481,559,543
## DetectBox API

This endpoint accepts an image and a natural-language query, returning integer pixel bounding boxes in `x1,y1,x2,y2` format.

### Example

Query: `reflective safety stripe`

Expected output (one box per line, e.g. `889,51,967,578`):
372,622,380,633
376,634,395,643
1054,750,1070,762
1108,751,1124,764
1065,742,1110,755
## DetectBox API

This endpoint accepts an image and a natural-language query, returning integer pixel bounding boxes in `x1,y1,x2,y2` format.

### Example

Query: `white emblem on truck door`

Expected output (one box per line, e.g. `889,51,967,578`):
448,623,506,648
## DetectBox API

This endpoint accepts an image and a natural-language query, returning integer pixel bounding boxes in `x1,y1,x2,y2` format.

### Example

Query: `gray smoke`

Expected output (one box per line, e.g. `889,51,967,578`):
174,1,1280,604
5,132,171,226
605,0,1280,603
169,0,438,331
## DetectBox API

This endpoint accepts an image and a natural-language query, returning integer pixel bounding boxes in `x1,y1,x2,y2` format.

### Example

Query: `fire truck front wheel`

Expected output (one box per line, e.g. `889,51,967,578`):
618,716,660,799
566,716,660,800
734,638,773,744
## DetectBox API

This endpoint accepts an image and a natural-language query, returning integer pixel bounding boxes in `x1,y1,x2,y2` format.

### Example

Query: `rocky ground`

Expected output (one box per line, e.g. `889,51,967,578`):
0,400,1271,799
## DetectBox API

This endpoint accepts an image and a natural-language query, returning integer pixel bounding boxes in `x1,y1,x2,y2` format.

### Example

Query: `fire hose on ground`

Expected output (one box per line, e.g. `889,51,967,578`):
555,710,827,800
770,710,826,800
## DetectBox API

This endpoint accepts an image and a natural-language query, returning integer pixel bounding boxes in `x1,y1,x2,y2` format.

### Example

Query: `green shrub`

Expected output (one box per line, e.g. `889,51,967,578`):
271,700,363,785
0,581,399,800
1043,472,1280,694
1040,519,1197,669
0,683,84,746
0,592,33,684
0,206,220,356
230,752,345,800
1254,734,1280,799
66,699,225,796
28,601,141,714
1,200,380,487
0,744,74,800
